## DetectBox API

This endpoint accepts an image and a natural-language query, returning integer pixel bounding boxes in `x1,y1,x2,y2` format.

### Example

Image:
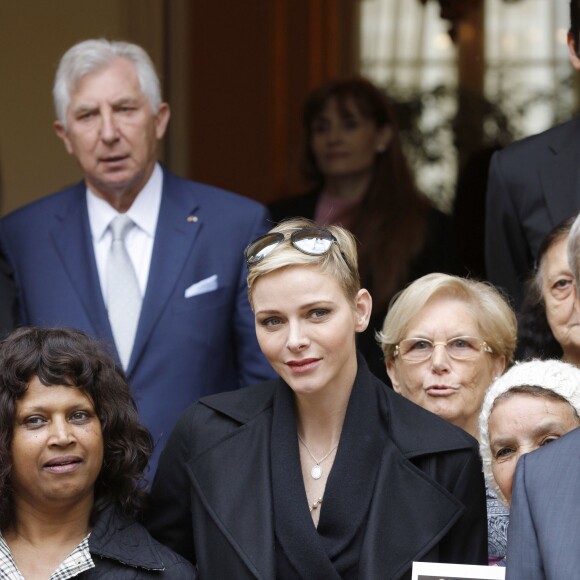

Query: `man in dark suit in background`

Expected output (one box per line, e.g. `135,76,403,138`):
0,39,275,475
485,0,580,309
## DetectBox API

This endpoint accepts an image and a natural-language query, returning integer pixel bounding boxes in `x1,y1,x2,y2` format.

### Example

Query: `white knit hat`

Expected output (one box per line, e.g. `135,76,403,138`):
479,358,580,505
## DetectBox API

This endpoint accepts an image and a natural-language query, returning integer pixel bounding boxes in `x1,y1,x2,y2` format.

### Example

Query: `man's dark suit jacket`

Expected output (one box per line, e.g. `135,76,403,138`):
485,117,580,309
507,426,580,580
146,359,488,579
0,169,275,475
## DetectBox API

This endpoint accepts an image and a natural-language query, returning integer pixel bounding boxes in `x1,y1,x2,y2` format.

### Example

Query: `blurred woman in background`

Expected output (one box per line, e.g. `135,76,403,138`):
270,78,456,381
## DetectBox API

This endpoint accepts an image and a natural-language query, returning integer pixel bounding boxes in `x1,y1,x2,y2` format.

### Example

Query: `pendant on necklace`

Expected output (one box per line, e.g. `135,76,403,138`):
311,464,322,479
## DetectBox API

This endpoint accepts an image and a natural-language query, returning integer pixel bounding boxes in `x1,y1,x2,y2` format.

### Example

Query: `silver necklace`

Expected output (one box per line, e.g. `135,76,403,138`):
297,434,338,480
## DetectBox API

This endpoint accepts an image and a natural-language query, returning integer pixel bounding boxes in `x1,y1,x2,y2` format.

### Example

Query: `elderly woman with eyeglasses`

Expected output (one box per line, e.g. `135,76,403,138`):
146,218,488,578
378,272,517,566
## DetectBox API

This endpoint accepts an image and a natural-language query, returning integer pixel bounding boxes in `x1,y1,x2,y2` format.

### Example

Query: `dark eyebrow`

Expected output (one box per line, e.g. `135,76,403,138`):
254,309,280,316
255,300,335,317
301,301,334,309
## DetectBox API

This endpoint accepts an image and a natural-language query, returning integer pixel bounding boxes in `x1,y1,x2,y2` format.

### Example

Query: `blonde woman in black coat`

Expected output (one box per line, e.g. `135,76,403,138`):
146,218,487,579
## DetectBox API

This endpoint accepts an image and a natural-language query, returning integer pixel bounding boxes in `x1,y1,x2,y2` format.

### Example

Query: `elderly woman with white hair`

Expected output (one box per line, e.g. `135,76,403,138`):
379,273,516,440
479,359,580,567
378,272,517,565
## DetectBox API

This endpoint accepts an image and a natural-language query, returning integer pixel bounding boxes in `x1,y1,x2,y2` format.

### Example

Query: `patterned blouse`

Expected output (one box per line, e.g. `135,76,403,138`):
486,482,509,567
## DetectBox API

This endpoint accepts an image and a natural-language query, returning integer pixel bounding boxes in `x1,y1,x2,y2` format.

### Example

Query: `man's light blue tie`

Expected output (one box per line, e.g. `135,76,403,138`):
107,215,142,370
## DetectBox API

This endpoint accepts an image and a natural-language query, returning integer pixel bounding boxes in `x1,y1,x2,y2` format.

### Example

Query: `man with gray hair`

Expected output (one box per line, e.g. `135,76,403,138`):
0,38,275,476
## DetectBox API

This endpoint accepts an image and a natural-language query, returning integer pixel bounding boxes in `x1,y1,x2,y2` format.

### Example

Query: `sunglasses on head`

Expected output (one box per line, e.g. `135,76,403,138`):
244,227,344,268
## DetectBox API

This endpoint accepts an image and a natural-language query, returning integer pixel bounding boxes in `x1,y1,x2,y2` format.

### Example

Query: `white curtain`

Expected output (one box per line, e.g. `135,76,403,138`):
359,0,573,206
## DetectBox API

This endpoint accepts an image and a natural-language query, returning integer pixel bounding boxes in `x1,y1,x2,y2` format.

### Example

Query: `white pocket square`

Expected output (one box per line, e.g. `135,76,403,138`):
184,275,218,298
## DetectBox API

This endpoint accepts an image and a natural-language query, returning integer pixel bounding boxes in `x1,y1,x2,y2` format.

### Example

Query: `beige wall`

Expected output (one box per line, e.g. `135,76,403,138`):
183,0,358,204
0,0,166,214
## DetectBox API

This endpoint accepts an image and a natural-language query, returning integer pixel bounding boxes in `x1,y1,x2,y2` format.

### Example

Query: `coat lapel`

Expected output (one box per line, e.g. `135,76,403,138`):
540,117,580,227
128,172,201,374
317,363,386,562
187,408,275,579
359,438,464,579
50,186,113,342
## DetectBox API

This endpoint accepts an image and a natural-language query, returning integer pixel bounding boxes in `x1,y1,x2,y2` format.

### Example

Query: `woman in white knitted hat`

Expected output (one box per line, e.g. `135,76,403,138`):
479,359,580,566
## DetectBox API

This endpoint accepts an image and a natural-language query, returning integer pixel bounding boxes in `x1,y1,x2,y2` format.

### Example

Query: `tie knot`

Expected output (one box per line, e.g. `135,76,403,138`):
109,214,134,242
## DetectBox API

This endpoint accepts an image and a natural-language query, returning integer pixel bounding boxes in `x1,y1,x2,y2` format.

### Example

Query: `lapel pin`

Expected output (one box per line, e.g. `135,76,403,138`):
187,215,198,223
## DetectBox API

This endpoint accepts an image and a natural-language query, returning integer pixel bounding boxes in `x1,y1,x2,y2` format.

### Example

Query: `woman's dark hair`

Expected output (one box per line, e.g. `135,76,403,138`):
302,76,430,311
0,327,153,530
517,217,575,360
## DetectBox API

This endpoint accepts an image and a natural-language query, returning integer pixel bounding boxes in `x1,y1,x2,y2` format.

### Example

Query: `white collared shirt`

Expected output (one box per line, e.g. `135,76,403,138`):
86,163,163,306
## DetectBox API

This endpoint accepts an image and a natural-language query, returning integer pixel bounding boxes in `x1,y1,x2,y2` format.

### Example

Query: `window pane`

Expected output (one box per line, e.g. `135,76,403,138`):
359,0,575,208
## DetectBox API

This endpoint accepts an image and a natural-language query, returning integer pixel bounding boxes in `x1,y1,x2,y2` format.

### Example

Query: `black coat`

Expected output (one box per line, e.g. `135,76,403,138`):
145,359,487,579
82,506,195,578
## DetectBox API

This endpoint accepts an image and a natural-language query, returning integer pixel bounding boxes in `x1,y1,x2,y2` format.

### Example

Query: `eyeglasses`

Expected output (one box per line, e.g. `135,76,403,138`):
245,227,344,267
394,336,493,363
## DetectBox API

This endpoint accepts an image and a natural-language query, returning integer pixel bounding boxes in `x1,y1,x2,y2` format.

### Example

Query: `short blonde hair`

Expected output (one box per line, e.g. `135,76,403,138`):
377,273,516,365
246,218,360,308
